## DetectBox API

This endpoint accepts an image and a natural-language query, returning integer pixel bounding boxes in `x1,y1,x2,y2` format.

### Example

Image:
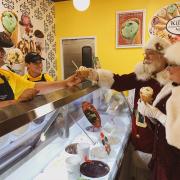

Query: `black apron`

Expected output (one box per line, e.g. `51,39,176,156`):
0,74,14,101
28,74,46,82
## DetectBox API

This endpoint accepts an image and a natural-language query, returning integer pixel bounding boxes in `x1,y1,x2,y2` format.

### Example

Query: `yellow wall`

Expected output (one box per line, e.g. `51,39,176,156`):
55,0,177,79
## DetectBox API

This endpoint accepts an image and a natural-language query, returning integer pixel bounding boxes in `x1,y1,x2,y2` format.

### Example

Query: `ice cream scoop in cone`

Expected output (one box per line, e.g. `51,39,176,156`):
121,18,141,44
167,4,179,18
1,11,18,46
140,87,154,104
76,66,90,79
136,86,153,128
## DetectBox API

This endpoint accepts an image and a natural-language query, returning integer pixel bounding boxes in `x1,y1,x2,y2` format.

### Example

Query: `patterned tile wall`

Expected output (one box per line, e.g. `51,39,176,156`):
0,0,57,79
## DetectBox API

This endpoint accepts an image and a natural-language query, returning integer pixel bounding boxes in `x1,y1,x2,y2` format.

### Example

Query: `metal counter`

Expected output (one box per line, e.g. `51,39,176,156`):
0,81,98,137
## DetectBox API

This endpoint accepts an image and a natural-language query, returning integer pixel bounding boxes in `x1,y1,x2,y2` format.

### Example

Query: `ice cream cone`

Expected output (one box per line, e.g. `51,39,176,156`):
11,24,18,46
176,3,180,14
157,16,168,24
1,11,18,45
167,13,173,20
157,8,168,19
154,29,169,40
140,87,153,104
167,4,179,19
174,9,180,16
154,24,166,31
76,66,90,79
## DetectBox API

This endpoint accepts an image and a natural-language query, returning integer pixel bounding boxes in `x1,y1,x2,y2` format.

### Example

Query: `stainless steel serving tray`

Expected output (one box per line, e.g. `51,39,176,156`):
0,81,98,137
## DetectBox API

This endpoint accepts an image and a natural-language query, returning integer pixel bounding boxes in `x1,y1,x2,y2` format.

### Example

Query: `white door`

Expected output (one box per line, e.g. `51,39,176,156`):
61,37,96,79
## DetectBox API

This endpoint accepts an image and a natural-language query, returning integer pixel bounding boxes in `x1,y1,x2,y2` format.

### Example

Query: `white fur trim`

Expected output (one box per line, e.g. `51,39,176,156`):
155,69,171,86
153,82,173,106
144,36,171,53
96,69,114,88
166,86,180,149
135,61,170,84
165,42,180,66
134,62,152,81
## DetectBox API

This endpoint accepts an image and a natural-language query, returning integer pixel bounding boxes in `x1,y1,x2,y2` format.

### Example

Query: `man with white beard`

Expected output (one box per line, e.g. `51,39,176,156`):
137,42,180,180
76,36,171,180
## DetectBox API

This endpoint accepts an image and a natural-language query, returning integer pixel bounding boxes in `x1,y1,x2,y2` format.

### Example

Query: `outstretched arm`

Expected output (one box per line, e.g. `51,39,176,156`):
35,74,82,94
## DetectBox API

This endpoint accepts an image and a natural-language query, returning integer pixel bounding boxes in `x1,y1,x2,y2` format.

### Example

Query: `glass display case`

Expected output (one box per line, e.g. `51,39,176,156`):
0,82,131,180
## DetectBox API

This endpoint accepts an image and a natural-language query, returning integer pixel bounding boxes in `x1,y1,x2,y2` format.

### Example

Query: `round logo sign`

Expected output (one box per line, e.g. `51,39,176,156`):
166,16,180,35
149,3,180,43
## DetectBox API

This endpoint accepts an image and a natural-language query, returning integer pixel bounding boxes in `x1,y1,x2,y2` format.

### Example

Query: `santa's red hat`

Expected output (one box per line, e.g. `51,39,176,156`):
144,36,171,54
135,36,171,81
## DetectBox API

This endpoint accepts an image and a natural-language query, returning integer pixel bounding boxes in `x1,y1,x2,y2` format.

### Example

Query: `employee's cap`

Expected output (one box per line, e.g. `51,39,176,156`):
25,52,45,63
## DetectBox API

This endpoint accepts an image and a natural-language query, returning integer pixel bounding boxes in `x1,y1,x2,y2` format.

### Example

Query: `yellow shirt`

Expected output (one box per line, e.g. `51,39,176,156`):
0,69,35,100
23,73,54,82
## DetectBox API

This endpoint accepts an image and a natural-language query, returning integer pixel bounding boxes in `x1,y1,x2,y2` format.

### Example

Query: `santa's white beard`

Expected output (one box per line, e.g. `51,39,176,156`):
135,61,170,85
156,69,171,85
135,61,157,81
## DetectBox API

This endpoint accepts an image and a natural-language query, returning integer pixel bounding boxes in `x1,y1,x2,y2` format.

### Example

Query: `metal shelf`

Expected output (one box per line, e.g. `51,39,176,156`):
0,81,98,137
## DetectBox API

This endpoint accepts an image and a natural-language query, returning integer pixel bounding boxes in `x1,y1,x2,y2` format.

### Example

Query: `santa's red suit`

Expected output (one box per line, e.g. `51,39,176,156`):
112,72,161,153
85,36,171,176
138,42,180,180
95,67,167,153
148,83,180,180
91,36,171,154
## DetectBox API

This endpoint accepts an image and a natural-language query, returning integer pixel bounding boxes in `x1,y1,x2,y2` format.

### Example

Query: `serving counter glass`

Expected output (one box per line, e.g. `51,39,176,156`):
0,81,132,180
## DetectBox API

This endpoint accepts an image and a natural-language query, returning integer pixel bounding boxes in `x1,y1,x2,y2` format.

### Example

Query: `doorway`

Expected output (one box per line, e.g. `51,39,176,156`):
60,36,96,79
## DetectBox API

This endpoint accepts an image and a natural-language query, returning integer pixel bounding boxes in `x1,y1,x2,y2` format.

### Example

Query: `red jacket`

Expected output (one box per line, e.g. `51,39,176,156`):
111,72,162,153
150,89,180,180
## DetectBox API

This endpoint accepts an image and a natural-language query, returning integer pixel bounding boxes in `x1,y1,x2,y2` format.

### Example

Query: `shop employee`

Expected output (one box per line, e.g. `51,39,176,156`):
23,52,54,82
0,47,81,108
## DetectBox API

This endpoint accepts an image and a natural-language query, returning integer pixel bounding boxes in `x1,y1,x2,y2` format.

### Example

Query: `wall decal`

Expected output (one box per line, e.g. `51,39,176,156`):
0,0,57,79
116,9,145,48
149,2,180,43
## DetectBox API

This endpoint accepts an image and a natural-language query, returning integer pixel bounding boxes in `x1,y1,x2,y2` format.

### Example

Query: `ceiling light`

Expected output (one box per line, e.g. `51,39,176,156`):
73,0,90,12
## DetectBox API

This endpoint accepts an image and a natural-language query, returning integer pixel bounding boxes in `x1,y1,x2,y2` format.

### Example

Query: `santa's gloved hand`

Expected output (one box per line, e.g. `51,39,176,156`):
88,68,99,82
137,100,167,126
76,66,98,82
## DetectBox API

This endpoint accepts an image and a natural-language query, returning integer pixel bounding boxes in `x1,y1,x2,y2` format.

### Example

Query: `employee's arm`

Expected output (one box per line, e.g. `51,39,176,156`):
0,88,39,108
0,100,17,108
0,74,81,108
35,74,81,94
